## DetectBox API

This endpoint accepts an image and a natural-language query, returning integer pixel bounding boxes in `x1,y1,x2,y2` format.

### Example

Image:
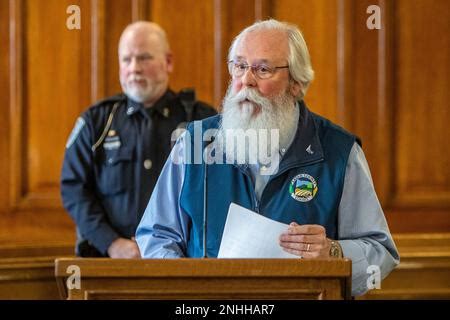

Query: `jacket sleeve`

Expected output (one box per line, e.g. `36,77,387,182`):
338,143,400,296
60,112,120,255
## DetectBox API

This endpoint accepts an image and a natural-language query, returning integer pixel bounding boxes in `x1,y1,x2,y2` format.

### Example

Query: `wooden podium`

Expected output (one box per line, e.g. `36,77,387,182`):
55,258,352,300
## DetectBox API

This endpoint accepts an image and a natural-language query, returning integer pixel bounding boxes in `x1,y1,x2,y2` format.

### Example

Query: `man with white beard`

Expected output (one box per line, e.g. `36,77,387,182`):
136,19,399,297
61,21,215,258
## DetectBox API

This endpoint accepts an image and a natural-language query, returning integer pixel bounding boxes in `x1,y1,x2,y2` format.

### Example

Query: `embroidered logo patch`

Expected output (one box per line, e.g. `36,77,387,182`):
289,174,318,202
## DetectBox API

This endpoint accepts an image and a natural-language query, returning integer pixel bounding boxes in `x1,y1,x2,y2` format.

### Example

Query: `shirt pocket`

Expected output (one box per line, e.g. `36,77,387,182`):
98,147,134,196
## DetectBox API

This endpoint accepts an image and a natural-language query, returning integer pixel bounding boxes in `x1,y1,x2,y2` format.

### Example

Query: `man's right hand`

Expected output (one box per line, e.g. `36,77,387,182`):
107,237,141,258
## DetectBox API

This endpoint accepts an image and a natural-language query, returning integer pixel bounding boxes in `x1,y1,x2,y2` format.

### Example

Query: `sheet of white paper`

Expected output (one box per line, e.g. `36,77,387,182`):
218,203,298,258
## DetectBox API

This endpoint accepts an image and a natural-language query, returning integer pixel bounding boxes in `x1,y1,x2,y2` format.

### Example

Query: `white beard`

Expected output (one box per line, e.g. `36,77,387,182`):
122,75,154,104
217,86,298,168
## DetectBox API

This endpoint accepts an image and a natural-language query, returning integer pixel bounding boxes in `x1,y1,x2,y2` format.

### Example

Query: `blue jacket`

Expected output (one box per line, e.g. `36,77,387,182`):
181,101,359,257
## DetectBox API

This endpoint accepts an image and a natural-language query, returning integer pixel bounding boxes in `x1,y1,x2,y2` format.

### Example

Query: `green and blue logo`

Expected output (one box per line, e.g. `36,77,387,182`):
289,174,318,202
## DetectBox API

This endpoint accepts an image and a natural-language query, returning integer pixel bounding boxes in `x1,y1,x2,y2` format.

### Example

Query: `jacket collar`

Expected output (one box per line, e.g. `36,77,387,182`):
125,89,176,119
277,100,324,172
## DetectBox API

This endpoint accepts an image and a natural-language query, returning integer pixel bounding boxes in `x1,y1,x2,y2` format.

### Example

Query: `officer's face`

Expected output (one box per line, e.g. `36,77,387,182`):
229,29,301,114
119,30,173,105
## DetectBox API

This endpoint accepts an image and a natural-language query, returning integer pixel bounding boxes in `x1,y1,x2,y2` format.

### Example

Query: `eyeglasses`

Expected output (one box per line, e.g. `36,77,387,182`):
228,61,289,80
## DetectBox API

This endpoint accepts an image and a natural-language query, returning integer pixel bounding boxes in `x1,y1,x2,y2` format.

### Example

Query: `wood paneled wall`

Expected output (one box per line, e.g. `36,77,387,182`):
0,0,449,246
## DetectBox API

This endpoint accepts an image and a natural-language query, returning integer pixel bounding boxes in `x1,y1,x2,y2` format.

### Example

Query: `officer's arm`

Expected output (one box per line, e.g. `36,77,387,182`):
61,114,120,255
136,133,190,258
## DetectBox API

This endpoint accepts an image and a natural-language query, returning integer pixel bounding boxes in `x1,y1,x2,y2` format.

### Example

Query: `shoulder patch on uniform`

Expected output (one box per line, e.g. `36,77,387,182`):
66,117,86,149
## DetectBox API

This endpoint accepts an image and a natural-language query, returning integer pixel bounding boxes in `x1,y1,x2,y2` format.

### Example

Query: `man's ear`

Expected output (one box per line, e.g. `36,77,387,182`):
166,52,174,73
290,80,302,98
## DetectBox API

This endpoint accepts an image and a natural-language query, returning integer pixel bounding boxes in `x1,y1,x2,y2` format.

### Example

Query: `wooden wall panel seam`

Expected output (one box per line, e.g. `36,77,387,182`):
376,0,395,207
336,0,353,130
132,0,149,21
91,0,106,103
213,0,223,108
9,0,24,211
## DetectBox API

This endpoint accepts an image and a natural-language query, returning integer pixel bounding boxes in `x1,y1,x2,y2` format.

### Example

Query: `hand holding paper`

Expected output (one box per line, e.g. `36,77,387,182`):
218,203,297,258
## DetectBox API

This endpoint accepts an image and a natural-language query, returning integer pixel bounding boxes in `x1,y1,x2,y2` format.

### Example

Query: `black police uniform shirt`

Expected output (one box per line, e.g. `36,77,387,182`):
61,89,216,256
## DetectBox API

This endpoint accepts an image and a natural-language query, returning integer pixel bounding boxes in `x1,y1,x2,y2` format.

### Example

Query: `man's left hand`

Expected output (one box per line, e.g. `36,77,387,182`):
279,222,331,258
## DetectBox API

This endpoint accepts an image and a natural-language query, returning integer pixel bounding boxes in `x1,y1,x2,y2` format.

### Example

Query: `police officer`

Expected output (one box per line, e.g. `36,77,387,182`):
61,21,216,258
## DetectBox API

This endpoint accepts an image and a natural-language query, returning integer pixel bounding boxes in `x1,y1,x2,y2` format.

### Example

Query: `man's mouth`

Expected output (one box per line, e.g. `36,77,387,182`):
129,79,146,86
240,98,253,104
239,99,262,116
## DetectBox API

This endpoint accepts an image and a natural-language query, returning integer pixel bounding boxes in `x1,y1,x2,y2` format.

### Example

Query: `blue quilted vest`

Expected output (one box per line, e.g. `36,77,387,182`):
180,101,358,257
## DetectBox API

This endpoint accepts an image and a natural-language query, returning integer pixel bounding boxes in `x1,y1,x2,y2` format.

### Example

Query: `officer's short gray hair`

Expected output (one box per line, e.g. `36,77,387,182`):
119,21,170,53
228,19,314,99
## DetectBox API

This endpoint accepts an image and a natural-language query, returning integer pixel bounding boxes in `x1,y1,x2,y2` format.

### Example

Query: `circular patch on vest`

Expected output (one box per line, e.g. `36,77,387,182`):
289,173,318,202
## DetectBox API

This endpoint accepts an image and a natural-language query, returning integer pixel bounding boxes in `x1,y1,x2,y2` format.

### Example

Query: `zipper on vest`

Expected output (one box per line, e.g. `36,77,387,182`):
254,195,260,213
238,167,260,213
249,175,260,213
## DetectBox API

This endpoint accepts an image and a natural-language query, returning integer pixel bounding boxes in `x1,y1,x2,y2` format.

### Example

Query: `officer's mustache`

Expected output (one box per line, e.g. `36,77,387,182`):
127,75,148,84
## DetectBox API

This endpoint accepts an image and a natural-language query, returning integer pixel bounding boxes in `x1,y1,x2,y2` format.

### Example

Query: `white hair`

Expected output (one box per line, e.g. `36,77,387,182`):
228,19,314,99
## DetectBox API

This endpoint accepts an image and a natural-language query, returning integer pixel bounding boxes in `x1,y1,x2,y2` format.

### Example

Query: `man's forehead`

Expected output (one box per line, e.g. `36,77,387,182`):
233,29,288,62
119,32,163,54
119,41,151,55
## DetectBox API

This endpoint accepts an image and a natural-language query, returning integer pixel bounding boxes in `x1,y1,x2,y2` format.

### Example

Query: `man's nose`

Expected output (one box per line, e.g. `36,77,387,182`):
129,57,142,72
241,67,257,87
